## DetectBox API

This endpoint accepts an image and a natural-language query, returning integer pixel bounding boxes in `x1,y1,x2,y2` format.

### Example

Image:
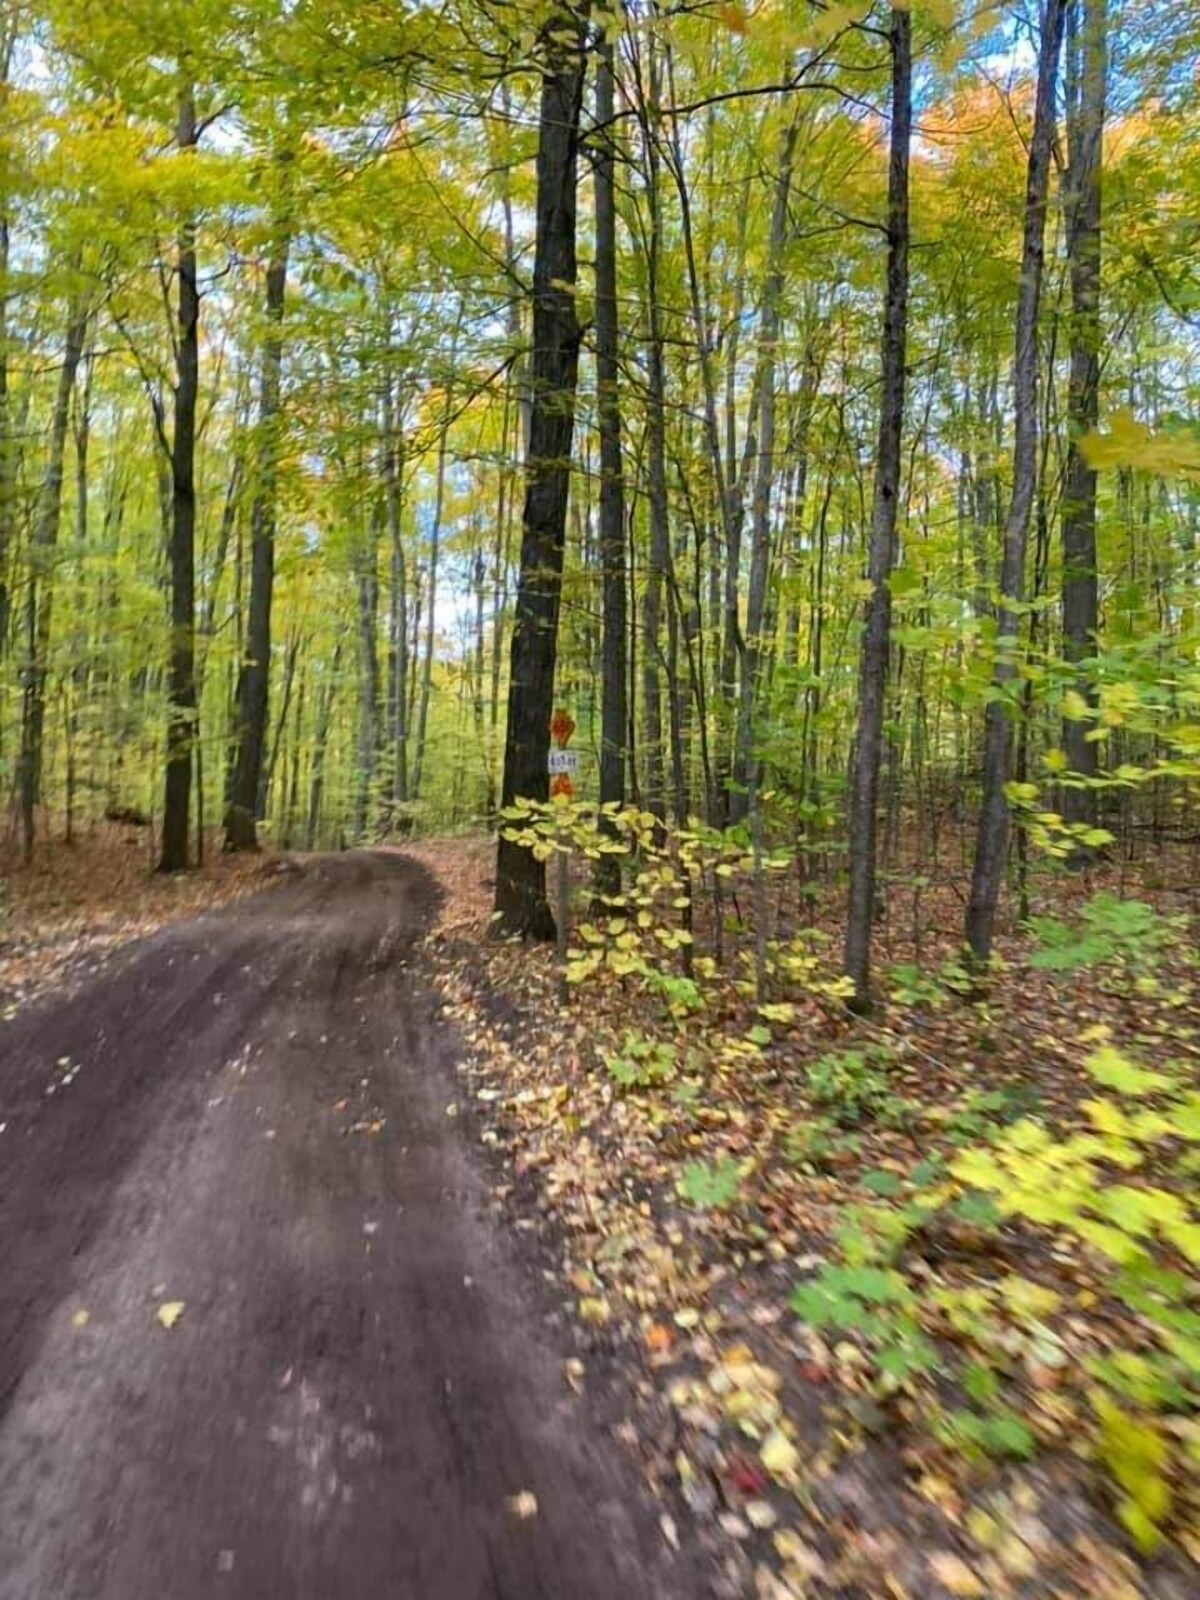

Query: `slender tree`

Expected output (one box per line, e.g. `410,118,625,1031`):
593,29,627,901
159,81,200,872
842,5,912,1012
494,3,589,938
225,230,289,851
966,0,1069,961
18,295,89,859
1061,0,1108,840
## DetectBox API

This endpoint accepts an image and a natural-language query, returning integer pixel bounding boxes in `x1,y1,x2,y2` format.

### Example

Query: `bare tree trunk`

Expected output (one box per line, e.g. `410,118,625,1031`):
412,323,458,802
965,0,1067,962
226,234,288,850
730,112,800,824
842,5,912,1011
18,297,89,859
306,641,342,849
494,3,588,938
593,32,627,900
636,39,668,823
384,373,409,811
0,21,16,656
1061,0,1107,841
355,514,381,841
160,83,200,873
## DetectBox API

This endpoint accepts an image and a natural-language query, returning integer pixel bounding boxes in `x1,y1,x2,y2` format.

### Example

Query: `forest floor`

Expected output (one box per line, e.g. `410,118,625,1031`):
0,821,274,1017
0,847,700,1600
411,833,1200,1600
2,830,1197,1599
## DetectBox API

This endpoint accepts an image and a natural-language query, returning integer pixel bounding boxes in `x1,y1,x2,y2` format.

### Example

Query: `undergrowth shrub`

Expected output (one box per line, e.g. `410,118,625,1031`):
790,1044,1200,1551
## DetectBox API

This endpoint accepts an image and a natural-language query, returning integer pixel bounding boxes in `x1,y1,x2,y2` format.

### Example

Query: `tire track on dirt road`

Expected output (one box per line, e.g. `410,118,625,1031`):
0,851,699,1600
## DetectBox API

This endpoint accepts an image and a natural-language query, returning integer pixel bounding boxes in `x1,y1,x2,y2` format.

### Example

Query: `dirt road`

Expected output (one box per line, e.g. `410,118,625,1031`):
0,852,693,1600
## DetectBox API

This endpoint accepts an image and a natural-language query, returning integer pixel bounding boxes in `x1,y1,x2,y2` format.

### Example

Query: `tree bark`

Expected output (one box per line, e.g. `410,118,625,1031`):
1061,0,1107,838
0,21,15,656
966,0,1068,961
411,354,454,802
842,5,912,1011
384,372,409,812
593,32,627,899
18,298,89,860
226,234,289,851
355,513,381,841
159,83,200,872
730,111,800,824
494,4,589,938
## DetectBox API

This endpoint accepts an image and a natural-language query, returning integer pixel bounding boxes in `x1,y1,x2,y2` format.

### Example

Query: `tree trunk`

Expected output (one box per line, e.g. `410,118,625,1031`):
384,373,409,811
965,0,1067,962
593,33,627,901
0,22,15,656
412,321,459,802
306,641,342,849
160,83,200,873
226,235,288,851
355,517,381,841
1061,0,1107,838
842,5,912,1011
730,112,800,824
18,298,89,860
494,4,588,939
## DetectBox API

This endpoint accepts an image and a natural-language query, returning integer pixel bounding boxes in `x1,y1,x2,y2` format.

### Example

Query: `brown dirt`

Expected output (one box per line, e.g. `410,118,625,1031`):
0,851,699,1600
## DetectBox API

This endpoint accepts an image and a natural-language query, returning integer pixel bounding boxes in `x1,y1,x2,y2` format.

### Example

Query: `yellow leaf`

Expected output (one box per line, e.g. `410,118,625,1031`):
156,1301,185,1330
760,1427,800,1481
71,1309,90,1329
927,1553,985,1596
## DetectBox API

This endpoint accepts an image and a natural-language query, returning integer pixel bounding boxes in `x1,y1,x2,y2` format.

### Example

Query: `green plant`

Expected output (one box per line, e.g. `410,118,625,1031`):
785,1116,861,1171
1026,891,1185,990
806,1047,910,1130
602,1029,676,1090
677,1157,742,1210
791,1263,936,1386
949,1044,1200,1546
888,957,973,1009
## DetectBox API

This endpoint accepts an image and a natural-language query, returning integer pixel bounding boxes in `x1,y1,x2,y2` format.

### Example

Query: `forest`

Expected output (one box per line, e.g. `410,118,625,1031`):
1,0,1199,1595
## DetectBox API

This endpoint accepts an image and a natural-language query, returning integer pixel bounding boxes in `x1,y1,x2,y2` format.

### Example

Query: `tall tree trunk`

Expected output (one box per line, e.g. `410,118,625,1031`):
842,5,912,1011
160,83,200,873
593,32,627,900
306,640,342,849
0,21,15,656
1061,0,1107,839
965,0,1067,961
411,360,455,802
18,298,89,860
355,515,381,841
384,373,409,811
494,4,588,938
637,41,668,823
226,235,288,851
730,111,800,824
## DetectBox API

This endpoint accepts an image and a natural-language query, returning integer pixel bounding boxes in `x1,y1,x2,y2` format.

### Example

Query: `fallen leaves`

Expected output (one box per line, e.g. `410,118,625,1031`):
156,1301,185,1330
926,1551,985,1596
419,836,1200,1598
760,1428,801,1484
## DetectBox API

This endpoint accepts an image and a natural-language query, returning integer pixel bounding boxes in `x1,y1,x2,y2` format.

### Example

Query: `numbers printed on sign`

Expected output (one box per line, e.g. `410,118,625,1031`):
548,750,580,775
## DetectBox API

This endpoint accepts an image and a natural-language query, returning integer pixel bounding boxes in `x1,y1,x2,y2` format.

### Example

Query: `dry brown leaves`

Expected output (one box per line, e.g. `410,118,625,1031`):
418,833,1199,1600
0,823,274,1014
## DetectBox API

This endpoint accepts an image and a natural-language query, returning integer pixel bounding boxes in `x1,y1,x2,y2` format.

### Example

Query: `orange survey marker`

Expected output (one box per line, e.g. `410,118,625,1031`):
550,708,576,749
